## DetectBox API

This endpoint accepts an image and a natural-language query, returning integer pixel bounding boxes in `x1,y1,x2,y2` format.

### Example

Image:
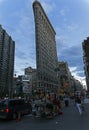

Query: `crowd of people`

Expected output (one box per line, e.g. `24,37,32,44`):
27,90,86,118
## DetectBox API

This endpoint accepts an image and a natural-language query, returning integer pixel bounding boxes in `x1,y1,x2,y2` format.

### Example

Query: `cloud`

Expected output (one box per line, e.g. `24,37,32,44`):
69,67,86,87
7,0,36,76
66,24,78,32
57,43,84,79
56,35,69,47
60,9,66,16
0,0,3,3
41,1,56,14
0,0,6,3
70,67,84,77
16,49,27,59
59,45,83,64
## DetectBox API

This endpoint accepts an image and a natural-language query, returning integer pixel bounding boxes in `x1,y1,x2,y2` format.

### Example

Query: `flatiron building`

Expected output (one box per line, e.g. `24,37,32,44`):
33,1,58,93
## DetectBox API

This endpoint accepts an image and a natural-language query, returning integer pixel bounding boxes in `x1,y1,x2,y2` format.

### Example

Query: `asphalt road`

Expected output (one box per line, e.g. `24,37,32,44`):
0,98,89,130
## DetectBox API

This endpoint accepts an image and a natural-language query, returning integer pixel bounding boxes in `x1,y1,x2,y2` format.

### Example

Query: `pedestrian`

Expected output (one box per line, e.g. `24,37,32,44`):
56,98,63,115
76,96,82,115
64,95,69,107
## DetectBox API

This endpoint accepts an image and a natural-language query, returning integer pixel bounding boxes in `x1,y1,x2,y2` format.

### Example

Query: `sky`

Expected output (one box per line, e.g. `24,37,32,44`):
0,0,89,86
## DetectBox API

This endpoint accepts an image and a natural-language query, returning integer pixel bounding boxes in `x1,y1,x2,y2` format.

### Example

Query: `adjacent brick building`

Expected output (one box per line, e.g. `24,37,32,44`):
82,37,89,91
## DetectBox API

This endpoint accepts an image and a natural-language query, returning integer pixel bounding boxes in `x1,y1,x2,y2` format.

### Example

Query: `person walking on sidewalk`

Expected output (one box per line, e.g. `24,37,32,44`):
76,96,82,115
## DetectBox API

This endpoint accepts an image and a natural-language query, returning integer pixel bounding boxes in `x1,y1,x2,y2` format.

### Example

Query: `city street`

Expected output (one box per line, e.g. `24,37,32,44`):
0,99,89,130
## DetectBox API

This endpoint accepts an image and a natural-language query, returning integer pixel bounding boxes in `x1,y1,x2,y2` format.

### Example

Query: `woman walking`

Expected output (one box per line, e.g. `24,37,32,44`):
75,96,82,115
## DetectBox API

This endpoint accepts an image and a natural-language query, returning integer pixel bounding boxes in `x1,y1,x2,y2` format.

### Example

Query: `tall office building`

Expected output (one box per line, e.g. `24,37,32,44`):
82,37,89,91
33,1,58,93
0,25,15,98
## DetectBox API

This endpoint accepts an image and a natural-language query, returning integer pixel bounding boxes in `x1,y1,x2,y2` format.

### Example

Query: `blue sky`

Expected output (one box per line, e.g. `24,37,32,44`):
0,0,89,86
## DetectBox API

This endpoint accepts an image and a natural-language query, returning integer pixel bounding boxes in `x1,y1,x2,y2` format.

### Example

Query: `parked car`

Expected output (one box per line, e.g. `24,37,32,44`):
0,98,32,120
